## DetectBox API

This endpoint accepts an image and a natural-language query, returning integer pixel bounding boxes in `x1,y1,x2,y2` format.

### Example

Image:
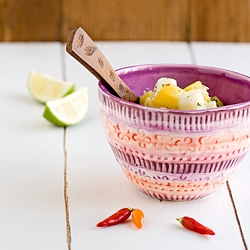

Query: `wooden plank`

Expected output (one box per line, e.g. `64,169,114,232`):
0,43,67,249
192,41,250,248
1,0,250,42
1,0,60,41
63,41,245,249
230,153,250,248
190,42,250,75
190,0,250,42
61,0,190,41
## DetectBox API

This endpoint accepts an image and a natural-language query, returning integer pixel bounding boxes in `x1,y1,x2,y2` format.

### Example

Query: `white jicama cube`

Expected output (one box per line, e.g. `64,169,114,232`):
204,100,217,109
178,89,205,110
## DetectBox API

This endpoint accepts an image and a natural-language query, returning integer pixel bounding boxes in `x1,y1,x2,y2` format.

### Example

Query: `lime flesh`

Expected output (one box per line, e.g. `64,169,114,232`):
43,87,89,126
28,70,75,103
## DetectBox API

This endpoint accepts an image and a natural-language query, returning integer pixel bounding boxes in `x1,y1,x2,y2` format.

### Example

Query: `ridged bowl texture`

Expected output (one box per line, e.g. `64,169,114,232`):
98,64,250,201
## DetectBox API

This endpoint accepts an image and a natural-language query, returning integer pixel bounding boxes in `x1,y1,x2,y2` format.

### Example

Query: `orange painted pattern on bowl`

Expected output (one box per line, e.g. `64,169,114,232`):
101,114,250,175
121,163,236,201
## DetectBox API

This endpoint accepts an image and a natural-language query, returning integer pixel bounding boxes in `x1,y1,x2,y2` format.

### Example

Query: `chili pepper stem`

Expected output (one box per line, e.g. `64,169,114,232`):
176,217,183,224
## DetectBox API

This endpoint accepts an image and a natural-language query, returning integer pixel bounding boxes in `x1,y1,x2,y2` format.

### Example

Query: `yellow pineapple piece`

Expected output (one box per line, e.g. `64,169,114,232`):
139,90,153,105
151,84,184,109
184,81,210,102
184,81,202,91
145,97,161,108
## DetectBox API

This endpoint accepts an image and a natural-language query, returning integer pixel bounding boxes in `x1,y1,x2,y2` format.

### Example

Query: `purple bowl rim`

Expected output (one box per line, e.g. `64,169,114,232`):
98,63,250,114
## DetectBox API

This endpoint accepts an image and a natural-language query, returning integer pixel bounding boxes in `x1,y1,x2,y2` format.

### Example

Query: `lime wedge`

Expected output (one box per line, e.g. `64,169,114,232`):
28,70,75,103
43,87,89,126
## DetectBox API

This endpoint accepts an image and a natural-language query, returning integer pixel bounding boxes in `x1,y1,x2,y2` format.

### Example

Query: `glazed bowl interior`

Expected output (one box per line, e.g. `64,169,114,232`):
100,64,250,107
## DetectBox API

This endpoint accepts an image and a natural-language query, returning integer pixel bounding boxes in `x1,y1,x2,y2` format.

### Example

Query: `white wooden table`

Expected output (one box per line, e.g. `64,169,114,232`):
0,41,250,250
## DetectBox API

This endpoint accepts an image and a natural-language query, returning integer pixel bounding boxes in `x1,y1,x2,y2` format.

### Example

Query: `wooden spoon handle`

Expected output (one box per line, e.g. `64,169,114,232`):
66,27,139,103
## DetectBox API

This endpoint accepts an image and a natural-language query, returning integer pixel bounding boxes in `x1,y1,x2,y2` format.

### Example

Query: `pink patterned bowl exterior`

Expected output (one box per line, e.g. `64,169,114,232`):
98,64,250,201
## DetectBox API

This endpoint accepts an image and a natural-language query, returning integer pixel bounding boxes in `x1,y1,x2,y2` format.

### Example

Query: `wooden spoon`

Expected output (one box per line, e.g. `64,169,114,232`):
66,27,139,103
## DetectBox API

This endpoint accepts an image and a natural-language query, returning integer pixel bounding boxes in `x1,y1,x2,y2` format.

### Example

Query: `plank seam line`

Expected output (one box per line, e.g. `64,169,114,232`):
61,43,67,81
187,42,196,65
63,127,72,250
226,181,248,250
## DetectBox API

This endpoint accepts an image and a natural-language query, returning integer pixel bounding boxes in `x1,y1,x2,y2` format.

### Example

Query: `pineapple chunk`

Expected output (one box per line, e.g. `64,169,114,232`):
153,78,177,97
152,84,184,109
139,90,153,105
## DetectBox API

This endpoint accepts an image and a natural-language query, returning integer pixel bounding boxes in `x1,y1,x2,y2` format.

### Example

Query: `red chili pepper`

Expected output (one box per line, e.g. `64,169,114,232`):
176,216,215,235
96,208,132,227
131,208,145,229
